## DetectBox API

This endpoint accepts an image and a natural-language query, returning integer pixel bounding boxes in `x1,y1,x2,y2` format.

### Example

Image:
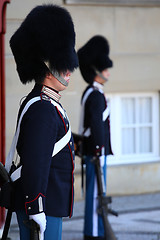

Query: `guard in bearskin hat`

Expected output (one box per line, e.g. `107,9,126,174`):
8,4,78,240
78,35,113,240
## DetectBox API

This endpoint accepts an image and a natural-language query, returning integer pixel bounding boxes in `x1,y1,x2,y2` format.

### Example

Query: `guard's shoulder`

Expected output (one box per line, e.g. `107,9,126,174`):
89,88,103,99
41,93,51,102
29,94,57,117
86,89,104,108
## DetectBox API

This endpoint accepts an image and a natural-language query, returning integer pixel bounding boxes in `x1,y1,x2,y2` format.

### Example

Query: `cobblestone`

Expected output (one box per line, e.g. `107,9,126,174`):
3,192,160,240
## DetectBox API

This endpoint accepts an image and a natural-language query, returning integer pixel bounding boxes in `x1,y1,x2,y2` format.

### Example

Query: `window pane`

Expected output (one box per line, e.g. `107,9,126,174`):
122,128,135,154
138,97,152,123
139,127,152,153
121,98,135,124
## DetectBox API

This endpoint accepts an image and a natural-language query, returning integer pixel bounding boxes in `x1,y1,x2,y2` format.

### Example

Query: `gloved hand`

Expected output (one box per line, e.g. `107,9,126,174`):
29,212,46,240
99,155,105,167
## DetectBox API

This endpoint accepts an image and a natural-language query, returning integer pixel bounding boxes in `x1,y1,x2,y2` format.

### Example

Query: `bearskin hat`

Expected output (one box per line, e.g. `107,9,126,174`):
10,4,79,84
77,35,113,84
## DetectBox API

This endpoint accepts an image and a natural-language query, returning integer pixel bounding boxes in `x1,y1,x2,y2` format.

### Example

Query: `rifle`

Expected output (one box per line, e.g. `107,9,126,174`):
72,133,84,158
0,162,13,240
72,133,85,195
73,133,118,239
1,209,12,240
30,220,40,240
93,153,118,240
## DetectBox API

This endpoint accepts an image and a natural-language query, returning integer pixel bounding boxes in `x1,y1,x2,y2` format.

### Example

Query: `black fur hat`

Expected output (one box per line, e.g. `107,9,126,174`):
77,35,113,84
10,4,79,84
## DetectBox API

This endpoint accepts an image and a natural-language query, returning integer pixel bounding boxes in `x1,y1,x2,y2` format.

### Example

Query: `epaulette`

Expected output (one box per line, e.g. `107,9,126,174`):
40,93,51,102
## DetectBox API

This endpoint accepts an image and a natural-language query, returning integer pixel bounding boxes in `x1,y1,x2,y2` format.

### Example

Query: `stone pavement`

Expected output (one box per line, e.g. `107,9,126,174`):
6,192,160,240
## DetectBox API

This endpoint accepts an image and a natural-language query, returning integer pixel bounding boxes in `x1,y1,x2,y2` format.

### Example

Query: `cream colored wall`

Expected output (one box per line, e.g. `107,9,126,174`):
75,161,160,200
5,1,160,198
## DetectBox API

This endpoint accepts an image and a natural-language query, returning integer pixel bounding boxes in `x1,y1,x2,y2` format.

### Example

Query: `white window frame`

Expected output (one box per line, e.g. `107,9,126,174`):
107,92,159,165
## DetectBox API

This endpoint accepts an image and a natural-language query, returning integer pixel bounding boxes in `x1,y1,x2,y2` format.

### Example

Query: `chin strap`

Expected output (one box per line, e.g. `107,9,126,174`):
53,71,68,87
44,61,68,87
93,67,108,82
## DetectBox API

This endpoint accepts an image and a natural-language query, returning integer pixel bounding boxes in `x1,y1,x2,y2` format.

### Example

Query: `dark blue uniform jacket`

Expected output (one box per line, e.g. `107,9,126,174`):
13,84,75,218
82,84,112,156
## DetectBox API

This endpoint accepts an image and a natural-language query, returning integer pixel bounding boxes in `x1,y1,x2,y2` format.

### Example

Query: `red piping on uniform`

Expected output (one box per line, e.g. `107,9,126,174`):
40,92,43,101
25,193,45,215
67,141,74,218
40,86,44,101
56,106,74,218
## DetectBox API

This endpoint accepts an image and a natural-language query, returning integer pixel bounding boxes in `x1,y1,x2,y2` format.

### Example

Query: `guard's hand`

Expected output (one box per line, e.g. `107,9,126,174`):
99,155,105,167
29,212,46,240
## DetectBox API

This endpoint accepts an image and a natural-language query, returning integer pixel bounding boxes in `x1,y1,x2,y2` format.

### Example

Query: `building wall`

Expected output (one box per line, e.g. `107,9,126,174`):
5,0,160,199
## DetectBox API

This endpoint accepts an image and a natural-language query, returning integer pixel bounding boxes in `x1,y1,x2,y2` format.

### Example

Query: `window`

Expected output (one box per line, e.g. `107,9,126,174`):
121,97,153,154
107,93,159,165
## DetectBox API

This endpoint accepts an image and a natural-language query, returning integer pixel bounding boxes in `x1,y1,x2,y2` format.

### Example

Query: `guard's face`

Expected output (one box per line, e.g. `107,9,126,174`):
56,71,71,91
95,68,110,85
101,69,110,80
52,71,71,91
61,71,71,86
43,71,71,92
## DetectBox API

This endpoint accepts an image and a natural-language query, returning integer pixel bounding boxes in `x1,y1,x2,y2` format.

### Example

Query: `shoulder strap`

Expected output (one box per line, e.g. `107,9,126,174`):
78,86,109,137
78,87,94,135
50,99,71,156
6,96,71,181
82,87,94,107
5,97,41,172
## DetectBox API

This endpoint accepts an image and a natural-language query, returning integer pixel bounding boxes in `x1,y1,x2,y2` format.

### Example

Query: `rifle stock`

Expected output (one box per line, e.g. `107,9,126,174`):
72,133,84,158
1,209,12,240
0,163,13,240
30,220,40,240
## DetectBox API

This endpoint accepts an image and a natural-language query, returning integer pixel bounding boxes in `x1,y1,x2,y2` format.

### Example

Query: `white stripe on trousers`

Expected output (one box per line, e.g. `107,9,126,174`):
93,175,98,236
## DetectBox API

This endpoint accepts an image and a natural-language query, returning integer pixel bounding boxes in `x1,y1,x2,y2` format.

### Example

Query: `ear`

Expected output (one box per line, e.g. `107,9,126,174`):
46,72,52,80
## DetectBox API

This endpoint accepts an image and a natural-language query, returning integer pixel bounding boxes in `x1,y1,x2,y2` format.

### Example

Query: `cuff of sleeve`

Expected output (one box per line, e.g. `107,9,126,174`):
25,193,45,215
